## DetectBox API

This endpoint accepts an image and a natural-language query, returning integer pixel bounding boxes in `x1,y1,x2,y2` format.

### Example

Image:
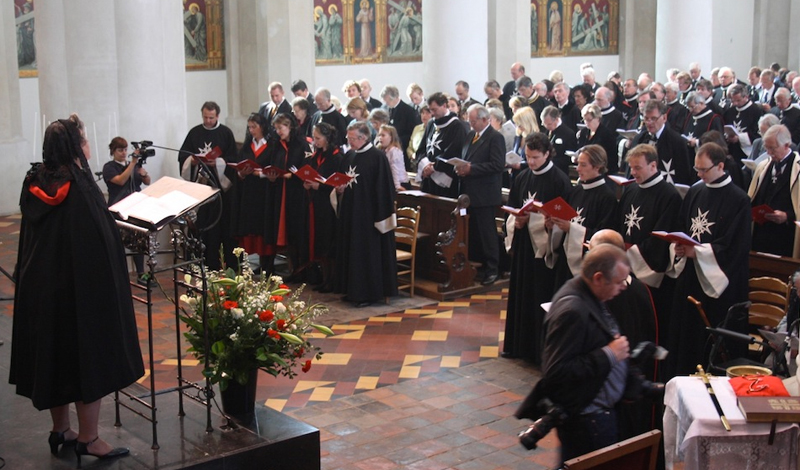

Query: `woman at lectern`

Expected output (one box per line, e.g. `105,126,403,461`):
9,114,143,465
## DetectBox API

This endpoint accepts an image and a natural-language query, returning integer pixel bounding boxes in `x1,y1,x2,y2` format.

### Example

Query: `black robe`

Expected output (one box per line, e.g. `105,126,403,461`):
578,124,620,175
724,100,763,164
780,105,800,146
11,163,144,410
751,158,797,256
265,136,310,264
666,174,751,378
229,139,272,254
618,173,682,350
552,176,618,288
416,113,466,198
630,125,694,185
666,100,690,134
685,109,724,140
333,143,398,303
307,146,342,260
549,123,579,176
178,122,238,270
312,105,349,147
558,101,582,133
502,161,572,364
600,106,624,134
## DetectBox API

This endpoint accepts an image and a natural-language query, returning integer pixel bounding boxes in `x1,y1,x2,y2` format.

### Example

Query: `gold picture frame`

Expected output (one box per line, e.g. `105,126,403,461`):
184,0,225,71
532,0,618,58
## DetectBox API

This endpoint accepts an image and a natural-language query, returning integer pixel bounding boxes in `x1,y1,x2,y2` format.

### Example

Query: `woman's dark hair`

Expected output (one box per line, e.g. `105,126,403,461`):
108,136,128,155
43,114,86,168
524,132,553,156
313,122,337,148
272,112,299,141
247,113,269,139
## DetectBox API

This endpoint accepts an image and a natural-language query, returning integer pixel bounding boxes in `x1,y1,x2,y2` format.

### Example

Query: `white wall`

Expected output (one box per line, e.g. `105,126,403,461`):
186,70,230,130
19,77,41,164
712,0,755,78
656,0,713,79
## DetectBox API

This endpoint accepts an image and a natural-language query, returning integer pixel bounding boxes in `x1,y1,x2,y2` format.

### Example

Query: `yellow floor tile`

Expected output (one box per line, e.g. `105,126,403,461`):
501,287,509,293
471,294,503,300
313,353,352,365
500,310,507,320
403,354,439,365
498,332,505,341
161,358,200,366
440,356,461,368
331,324,366,331
423,310,453,319
438,302,471,307
5,214,21,219
367,316,403,322
293,380,335,393
355,376,379,389
331,330,364,340
137,369,151,384
264,399,287,412
0,222,13,227
411,330,448,341
480,346,499,358
399,365,421,379
403,308,439,314
309,386,335,401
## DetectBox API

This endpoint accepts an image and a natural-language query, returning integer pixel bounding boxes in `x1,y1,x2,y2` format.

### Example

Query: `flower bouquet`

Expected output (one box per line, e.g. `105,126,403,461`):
179,248,333,392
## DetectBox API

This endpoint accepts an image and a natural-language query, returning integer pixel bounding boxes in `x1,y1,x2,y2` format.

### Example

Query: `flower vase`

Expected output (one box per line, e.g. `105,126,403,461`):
220,369,259,424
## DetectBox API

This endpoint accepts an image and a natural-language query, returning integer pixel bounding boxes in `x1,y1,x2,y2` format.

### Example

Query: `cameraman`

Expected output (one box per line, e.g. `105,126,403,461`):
103,136,150,284
516,244,648,464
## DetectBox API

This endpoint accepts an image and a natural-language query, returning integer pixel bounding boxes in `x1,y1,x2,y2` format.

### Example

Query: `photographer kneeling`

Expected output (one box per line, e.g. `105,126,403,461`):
515,244,660,465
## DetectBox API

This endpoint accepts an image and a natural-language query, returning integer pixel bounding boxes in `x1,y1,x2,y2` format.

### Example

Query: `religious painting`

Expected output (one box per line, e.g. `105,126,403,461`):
545,0,565,56
316,0,421,66
530,1,540,57
384,0,422,63
15,0,36,78
566,0,618,56
183,0,225,71
314,0,347,64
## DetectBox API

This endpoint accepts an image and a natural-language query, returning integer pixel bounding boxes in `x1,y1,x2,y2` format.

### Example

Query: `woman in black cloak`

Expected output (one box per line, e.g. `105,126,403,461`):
10,115,144,465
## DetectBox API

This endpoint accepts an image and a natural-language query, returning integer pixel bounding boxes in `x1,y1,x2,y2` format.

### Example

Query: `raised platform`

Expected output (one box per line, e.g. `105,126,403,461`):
0,325,319,470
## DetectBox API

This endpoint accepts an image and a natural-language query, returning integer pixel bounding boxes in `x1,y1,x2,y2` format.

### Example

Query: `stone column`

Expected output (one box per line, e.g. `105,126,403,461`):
487,0,530,85
0,2,28,214
618,0,656,79
225,0,315,139
752,0,791,70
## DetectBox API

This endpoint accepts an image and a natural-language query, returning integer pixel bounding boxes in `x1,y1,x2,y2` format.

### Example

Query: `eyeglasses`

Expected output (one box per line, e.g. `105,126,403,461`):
643,115,663,123
693,165,715,173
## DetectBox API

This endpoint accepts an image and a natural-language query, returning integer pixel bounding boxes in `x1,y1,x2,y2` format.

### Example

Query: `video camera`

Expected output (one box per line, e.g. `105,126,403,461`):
518,341,667,451
131,140,155,165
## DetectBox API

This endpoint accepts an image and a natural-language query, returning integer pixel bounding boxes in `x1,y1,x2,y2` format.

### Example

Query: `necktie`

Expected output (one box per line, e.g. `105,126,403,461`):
600,303,620,336
472,133,479,144
270,105,277,118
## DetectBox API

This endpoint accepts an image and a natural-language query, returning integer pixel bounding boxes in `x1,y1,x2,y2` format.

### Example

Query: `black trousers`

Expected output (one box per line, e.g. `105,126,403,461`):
467,205,499,275
557,409,618,465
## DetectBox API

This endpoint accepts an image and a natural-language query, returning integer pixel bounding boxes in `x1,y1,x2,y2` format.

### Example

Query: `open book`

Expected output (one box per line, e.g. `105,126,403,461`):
651,230,700,246
724,125,752,147
319,172,353,187
501,198,542,216
290,164,323,184
109,176,219,230
191,146,222,164
616,129,639,140
752,204,774,224
436,156,469,168
505,151,523,166
607,174,635,186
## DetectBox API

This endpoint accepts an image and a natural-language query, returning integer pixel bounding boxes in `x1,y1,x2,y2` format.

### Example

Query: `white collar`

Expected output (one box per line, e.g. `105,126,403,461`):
580,176,606,189
532,161,553,175
435,114,460,129
666,98,679,106
252,137,267,147
735,101,753,112
203,121,221,130
706,175,732,188
355,142,374,153
639,173,664,189
601,105,616,115
321,105,338,114
693,108,713,120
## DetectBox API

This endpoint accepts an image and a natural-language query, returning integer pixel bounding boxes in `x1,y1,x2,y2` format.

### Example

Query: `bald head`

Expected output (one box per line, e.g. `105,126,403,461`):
589,229,625,250
510,62,525,80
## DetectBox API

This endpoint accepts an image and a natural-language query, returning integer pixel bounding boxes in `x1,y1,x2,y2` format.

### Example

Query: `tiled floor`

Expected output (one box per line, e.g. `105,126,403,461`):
0,214,560,469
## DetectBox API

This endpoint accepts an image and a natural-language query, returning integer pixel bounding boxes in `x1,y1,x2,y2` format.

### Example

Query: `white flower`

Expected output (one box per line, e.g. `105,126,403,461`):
293,301,306,310
231,308,244,319
233,247,245,257
270,275,283,284
179,294,197,307
229,333,238,341
275,302,286,313
184,274,193,284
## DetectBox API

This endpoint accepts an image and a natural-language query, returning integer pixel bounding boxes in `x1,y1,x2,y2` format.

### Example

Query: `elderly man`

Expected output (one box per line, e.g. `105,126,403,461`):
455,80,480,112
381,85,420,159
456,105,505,285
517,75,546,119
757,69,778,112
581,66,600,94
313,87,349,146
717,67,736,110
775,88,800,145
552,82,581,131
664,82,689,134
541,105,578,175
724,83,764,165
503,62,525,99
689,62,703,85
484,79,511,119
684,91,724,150
516,244,654,465
748,124,800,257
595,86,624,132
358,78,383,110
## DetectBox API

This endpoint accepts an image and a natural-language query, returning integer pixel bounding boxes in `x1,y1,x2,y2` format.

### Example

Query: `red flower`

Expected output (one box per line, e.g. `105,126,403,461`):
271,295,284,302
295,347,305,358
223,300,238,310
279,284,289,290
276,319,287,330
302,360,312,373
259,310,274,322
267,329,280,339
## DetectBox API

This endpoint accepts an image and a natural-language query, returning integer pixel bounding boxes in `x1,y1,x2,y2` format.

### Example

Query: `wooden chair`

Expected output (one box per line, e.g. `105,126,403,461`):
563,430,661,470
748,276,790,329
395,205,421,297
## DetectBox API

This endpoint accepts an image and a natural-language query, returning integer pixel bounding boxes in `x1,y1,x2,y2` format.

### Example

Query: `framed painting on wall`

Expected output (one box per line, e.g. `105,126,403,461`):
314,0,347,65
184,0,225,71
16,0,36,78
384,0,422,63
530,1,540,57
566,0,618,56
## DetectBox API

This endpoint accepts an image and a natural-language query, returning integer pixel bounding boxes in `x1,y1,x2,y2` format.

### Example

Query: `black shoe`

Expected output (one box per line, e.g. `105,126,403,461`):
355,301,372,308
500,351,516,359
481,273,498,285
48,430,77,455
75,437,129,469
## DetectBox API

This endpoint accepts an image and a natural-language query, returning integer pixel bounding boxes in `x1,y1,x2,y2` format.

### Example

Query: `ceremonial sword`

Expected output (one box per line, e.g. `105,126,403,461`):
694,364,731,431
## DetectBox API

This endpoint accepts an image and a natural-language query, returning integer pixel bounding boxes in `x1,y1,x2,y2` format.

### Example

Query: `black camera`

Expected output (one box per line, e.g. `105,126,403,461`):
131,140,155,164
518,398,568,450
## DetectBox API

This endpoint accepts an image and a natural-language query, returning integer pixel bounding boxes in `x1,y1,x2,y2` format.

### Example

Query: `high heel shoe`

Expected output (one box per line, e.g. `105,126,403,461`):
74,437,129,468
48,429,77,455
